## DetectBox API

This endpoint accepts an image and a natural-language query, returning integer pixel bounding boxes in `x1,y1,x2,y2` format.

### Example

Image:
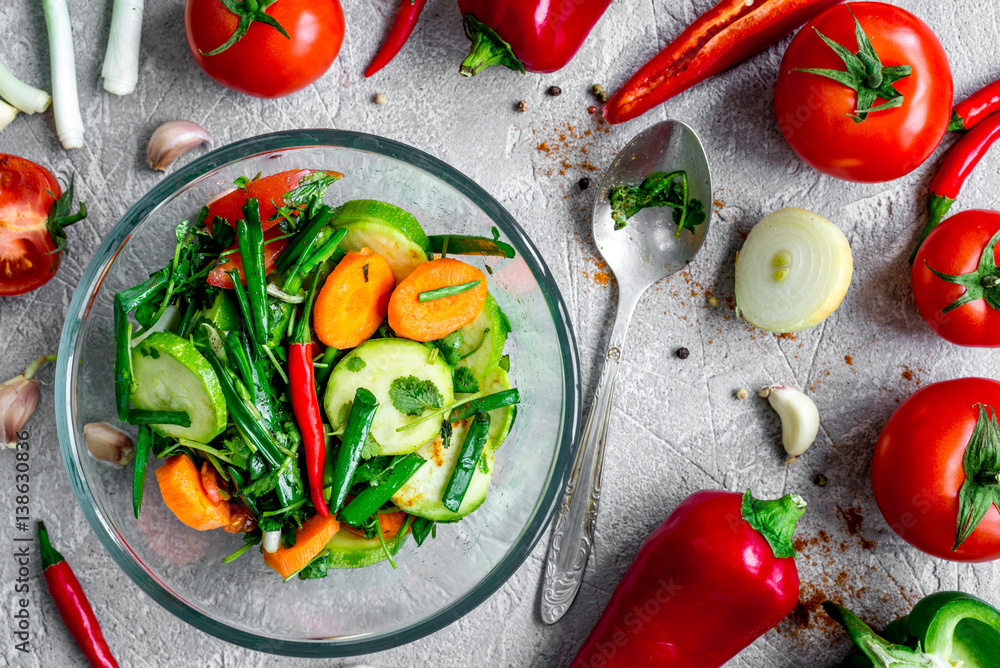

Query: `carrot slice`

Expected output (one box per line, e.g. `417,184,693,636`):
155,454,231,531
387,258,487,341
207,226,288,289
342,510,407,541
313,248,395,349
262,513,341,579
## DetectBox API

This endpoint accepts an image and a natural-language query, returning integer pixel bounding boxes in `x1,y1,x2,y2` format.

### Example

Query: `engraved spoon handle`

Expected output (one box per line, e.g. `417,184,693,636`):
539,284,643,625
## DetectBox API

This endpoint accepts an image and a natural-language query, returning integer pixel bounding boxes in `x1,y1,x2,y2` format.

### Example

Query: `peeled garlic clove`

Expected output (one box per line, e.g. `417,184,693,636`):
147,121,212,171
84,422,135,466
759,384,819,465
0,355,55,448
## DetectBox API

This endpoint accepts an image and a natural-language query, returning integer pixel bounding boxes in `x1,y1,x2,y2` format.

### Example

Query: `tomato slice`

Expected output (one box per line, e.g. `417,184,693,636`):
204,169,341,233
0,155,61,297
208,227,289,289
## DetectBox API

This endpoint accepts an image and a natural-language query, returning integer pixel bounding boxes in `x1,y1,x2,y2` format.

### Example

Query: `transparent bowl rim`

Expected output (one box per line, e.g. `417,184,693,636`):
55,129,581,657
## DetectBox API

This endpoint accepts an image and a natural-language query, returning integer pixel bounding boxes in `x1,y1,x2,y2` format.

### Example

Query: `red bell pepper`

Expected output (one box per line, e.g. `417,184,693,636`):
603,0,844,125
457,0,613,76
570,489,806,668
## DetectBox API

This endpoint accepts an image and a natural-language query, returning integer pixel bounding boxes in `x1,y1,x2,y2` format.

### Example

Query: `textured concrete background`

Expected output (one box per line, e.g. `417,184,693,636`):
2,0,1000,666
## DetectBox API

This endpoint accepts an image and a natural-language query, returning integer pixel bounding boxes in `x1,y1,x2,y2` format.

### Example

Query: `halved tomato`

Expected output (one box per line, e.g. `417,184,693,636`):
204,169,342,232
207,226,289,289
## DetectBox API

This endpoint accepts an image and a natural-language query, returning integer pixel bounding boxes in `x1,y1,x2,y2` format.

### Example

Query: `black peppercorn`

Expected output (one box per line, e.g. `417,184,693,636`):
676,347,690,359
547,86,562,96
578,177,590,190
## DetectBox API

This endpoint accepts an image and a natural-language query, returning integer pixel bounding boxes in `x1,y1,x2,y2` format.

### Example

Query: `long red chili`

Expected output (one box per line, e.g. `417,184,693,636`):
911,112,1000,262
603,0,843,125
289,273,328,518
949,78,1000,131
457,0,613,76
365,0,428,78
38,522,119,668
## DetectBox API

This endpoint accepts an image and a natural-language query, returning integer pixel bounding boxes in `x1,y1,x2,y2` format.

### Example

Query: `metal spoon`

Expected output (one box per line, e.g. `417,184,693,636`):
539,120,712,624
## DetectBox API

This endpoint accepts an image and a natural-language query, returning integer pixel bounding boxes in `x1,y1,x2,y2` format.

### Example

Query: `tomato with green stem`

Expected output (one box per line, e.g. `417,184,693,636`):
774,2,952,183
912,210,1000,347
0,154,86,297
184,0,345,99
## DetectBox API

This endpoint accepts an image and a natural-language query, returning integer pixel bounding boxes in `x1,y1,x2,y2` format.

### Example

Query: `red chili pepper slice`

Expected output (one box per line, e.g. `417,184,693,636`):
38,522,119,668
950,78,1000,131
365,0,428,78
603,0,843,125
911,112,1000,262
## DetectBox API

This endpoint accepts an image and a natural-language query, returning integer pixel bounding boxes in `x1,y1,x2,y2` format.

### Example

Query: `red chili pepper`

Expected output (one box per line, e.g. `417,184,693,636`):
289,272,328,517
603,0,843,125
911,112,1000,262
950,78,1000,131
365,0,428,78
38,522,119,668
457,0,613,76
570,490,805,668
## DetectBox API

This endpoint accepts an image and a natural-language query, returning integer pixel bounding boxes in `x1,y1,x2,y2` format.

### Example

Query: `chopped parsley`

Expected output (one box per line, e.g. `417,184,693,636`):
346,357,366,373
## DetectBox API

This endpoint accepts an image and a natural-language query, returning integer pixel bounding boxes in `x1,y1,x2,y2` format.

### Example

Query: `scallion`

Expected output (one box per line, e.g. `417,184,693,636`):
0,61,50,114
42,0,85,149
101,0,145,95
0,100,16,132
418,280,481,303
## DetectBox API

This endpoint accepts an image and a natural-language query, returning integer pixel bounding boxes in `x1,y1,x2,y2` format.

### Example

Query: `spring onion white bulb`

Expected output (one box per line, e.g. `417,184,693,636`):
42,0,84,149
735,208,852,333
0,61,51,114
131,305,180,346
262,530,282,553
0,100,17,131
102,0,145,95
759,384,819,465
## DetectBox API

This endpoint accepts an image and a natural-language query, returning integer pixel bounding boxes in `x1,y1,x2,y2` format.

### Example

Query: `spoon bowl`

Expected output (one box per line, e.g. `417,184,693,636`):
540,120,712,624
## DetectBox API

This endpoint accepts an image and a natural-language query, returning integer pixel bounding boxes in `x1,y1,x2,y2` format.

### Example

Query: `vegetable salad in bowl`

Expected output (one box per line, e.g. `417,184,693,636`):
56,131,578,654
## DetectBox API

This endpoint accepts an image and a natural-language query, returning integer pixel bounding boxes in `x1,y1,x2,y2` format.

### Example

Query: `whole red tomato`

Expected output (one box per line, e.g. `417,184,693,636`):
185,0,345,98
774,2,952,183
912,209,1000,347
0,154,85,297
872,378,1000,563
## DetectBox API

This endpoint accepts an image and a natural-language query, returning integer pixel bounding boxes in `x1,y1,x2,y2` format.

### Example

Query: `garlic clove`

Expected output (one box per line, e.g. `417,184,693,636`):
760,384,820,465
147,121,212,171
84,422,135,466
0,355,55,448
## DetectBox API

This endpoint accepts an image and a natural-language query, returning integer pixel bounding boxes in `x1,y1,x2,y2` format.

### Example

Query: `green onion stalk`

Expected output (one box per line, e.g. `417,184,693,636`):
102,0,145,95
0,100,16,132
42,0,84,148
0,60,51,114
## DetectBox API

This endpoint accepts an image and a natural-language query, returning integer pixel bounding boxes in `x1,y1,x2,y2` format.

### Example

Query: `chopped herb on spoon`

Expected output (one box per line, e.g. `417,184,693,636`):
609,170,706,235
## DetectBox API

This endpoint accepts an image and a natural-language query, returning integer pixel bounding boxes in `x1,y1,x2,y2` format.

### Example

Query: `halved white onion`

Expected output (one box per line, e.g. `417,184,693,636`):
735,208,852,333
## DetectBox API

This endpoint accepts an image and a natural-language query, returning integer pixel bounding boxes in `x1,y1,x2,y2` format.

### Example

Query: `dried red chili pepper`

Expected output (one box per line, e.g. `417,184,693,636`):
911,112,1000,262
570,490,805,668
38,521,119,668
603,0,843,125
365,0,428,78
950,78,1000,131
457,0,613,76
289,272,328,517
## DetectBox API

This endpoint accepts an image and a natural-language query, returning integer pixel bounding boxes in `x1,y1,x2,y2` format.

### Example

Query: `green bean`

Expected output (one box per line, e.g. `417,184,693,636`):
126,409,191,428
443,412,491,512
113,298,132,421
132,425,152,519
411,517,435,546
449,389,520,421
418,280,480,303
330,388,379,512
339,454,425,527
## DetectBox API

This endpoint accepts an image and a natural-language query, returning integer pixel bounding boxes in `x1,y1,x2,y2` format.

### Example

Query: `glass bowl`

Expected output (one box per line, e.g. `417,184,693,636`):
55,130,580,656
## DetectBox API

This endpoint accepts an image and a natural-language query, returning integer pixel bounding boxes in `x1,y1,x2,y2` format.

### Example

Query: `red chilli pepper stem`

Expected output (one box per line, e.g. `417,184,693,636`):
911,112,1000,263
38,522,119,668
365,0,428,78
950,78,1000,131
289,272,328,517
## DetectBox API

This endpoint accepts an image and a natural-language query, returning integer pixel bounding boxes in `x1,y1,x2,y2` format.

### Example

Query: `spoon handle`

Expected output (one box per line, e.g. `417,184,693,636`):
540,286,642,625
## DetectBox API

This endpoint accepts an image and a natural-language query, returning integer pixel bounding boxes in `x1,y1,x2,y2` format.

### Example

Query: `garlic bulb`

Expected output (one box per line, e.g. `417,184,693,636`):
84,422,135,466
0,355,55,448
759,384,820,465
147,121,212,171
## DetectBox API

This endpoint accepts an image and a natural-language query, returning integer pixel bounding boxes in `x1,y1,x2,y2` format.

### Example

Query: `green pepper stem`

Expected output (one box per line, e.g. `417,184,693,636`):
37,521,65,569
741,490,806,559
458,15,524,77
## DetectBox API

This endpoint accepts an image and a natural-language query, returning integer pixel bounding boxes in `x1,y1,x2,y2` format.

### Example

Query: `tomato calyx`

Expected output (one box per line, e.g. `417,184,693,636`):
792,9,912,123
45,175,87,272
955,404,1000,550
926,228,1000,314
201,0,291,57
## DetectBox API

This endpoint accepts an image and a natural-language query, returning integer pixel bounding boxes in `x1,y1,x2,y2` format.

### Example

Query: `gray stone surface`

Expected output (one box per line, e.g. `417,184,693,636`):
2,0,1000,665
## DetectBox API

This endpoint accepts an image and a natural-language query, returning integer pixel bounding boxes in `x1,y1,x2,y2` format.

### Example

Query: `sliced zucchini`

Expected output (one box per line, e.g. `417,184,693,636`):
391,419,493,522
323,528,409,569
454,295,509,380
459,367,515,452
199,291,241,333
324,339,454,456
130,331,228,443
330,199,431,283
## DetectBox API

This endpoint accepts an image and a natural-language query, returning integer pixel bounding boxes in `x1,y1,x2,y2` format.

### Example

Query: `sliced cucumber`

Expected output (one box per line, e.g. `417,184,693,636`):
454,295,509,380
324,339,454,456
199,292,240,333
392,419,493,522
130,331,228,443
323,528,409,569
461,367,515,452
330,199,431,283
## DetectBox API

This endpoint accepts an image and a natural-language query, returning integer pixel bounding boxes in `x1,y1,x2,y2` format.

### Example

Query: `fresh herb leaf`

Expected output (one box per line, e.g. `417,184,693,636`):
389,376,444,416
282,171,342,207
298,554,330,580
346,357,366,373
609,170,706,237
453,367,480,393
433,331,464,365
